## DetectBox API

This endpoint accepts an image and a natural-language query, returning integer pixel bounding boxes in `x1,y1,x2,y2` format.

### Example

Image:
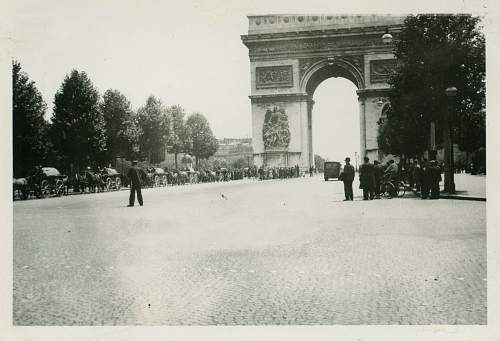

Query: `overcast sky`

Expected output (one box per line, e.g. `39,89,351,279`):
7,0,488,162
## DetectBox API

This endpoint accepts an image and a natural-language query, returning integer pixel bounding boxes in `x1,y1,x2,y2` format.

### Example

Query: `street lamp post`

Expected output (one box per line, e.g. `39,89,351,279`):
382,28,393,44
444,86,458,194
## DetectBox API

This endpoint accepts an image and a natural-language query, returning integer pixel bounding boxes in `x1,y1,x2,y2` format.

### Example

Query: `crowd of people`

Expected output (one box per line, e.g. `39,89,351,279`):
257,165,303,180
340,156,444,201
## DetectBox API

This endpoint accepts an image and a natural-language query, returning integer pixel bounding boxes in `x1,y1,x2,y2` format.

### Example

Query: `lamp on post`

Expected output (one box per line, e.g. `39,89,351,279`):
444,86,458,194
382,28,393,44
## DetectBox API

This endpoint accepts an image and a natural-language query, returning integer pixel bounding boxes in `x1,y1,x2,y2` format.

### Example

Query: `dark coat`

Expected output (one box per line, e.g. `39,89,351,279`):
127,165,146,187
340,164,355,182
359,163,375,190
427,165,442,183
374,164,384,182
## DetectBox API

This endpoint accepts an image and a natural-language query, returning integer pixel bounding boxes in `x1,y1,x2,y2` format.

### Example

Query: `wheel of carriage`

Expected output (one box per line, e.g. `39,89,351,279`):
106,177,112,191
115,177,122,190
40,180,50,198
55,179,64,197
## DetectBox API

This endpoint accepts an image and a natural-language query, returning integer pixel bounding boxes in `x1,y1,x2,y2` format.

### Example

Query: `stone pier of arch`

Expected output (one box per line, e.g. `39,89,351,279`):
241,15,404,169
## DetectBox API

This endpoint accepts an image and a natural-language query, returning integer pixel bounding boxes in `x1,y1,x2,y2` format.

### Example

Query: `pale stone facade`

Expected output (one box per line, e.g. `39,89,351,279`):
241,15,406,169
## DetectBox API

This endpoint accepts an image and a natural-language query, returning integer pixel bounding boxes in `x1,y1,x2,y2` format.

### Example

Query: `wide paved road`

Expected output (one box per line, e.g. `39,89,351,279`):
13,176,486,325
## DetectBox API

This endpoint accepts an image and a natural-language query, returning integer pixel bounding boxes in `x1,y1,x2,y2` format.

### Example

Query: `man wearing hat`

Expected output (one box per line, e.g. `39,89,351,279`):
339,157,355,201
127,160,146,206
428,160,442,199
359,156,376,200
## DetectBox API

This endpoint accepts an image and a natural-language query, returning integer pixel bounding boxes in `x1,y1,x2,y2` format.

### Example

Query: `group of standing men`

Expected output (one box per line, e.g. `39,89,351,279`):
339,156,443,201
403,158,443,199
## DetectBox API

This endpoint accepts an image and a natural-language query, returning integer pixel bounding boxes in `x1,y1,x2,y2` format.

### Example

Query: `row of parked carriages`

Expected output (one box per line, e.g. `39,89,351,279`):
13,166,255,200
13,166,124,200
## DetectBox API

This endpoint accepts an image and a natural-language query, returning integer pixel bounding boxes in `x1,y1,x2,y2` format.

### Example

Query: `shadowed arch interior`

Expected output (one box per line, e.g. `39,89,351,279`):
303,60,362,96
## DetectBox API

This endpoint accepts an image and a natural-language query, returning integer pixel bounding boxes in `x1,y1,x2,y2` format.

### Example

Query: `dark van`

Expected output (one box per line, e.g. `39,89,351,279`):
324,161,341,181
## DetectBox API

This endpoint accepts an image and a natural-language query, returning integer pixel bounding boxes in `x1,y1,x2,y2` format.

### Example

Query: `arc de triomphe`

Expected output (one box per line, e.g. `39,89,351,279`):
241,15,404,169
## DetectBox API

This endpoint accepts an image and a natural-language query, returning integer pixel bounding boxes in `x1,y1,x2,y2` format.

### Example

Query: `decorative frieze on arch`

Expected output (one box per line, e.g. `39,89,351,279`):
241,15,403,168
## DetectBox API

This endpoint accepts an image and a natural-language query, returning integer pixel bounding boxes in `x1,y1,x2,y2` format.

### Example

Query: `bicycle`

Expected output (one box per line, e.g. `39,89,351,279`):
380,177,406,198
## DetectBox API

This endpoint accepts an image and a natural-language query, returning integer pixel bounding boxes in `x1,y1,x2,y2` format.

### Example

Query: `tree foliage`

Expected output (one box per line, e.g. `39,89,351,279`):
12,61,50,177
185,113,218,169
380,14,485,156
166,104,191,169
100,89,133,163
136,95,170,164
122,114,143,160
314,154,325,172
50,70,106,172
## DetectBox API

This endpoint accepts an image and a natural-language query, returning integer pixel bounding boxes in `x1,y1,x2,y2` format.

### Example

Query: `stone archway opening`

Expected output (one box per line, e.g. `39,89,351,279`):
302,59,363,167
311,77,360,167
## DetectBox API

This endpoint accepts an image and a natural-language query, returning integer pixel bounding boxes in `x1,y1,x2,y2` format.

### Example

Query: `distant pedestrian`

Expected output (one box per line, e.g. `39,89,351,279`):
413,159,422,193
428,160,442,199
420,159,430,199
359,157,375,200
373,160,384,199
339,157,355,201
407,158,415,188
309,166,314,177
127,160,146,207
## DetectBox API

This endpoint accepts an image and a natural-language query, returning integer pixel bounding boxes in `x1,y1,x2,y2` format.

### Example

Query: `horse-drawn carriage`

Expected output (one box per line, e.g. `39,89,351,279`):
100,167,122,191
73,167,122,193
144,167,168,187
73,168,100,193
13,167,67,200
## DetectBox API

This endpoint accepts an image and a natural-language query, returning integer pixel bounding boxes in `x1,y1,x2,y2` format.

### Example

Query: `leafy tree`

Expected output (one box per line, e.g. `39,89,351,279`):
100,89,133,163
377,106,427,157
12,61,50,177
212,158,228,170
166,105,191,169
181,154,193,167
185,113,218,169
231,156,249,169
50,70,106,173
136,95,170,164
314,154,325,172
122,114,143,160
381,14,485,156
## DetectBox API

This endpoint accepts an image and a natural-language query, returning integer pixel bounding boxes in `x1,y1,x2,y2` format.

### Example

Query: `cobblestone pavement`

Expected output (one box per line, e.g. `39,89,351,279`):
13,176,486,325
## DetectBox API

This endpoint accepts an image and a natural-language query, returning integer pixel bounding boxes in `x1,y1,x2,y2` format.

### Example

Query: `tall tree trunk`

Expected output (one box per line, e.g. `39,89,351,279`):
174,152,178,170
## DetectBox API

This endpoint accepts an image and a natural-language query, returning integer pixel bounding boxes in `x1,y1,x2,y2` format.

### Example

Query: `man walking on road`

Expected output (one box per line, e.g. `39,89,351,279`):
127,160,146,207
340,157,355,201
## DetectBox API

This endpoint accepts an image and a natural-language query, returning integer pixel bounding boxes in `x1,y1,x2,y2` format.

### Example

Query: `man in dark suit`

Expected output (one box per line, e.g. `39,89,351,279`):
420,158,430,199
127,160,146,207
359,157,376,200
340,157,355,201
428,160,442,199
373,160,384,199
